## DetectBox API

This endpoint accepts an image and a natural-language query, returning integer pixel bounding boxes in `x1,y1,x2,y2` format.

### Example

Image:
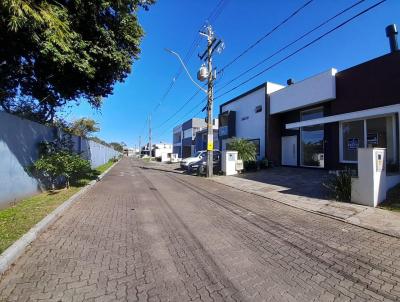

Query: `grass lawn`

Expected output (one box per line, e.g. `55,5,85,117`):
0,160,116,254
379,184,400,212
95,160,115,174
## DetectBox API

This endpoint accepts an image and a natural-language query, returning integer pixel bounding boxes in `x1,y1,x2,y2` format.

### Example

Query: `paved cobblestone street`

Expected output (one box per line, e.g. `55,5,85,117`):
2,158,400,301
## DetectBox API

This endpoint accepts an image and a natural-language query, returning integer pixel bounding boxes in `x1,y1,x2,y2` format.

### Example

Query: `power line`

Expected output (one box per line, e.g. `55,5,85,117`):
151,0,313,136
214,0,368,95
153,88,203,130
218,0,314,73
157,103,205,137
207,0,229,25
154,91,208,136
151,0,228,113
143,0,229,138
153,77,226,136
154,0,387,141
153,0,365,134
214,0,387,101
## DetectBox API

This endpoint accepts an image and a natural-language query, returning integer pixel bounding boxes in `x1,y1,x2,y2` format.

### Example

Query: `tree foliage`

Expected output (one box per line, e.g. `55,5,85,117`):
33,134,93,188
110,142,126,152
228,138,257,162
33,150,92,188
89,136,110,147
0,0,154,122
69,118,100,137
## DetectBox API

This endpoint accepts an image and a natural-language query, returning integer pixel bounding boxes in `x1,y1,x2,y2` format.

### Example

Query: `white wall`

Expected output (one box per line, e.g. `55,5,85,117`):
221,87,267,159
270,69,337,114
154,144,172,158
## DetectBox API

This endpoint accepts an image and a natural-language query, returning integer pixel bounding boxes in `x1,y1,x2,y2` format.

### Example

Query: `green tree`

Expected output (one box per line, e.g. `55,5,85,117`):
33,150,92,188
69,118,100,137
89,136,110,147
228,138,257,162
0,0,154,122
110,142,126,153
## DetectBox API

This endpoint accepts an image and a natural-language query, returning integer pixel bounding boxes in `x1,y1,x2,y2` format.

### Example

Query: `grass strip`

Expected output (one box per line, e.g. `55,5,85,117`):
95,160,115,174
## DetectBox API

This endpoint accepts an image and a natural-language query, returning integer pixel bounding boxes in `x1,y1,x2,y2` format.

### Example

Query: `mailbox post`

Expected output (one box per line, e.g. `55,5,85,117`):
351,148,387,207
222,151,239,176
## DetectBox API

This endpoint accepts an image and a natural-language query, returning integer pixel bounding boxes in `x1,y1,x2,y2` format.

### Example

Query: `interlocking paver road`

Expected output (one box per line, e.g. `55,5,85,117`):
1,158,400,301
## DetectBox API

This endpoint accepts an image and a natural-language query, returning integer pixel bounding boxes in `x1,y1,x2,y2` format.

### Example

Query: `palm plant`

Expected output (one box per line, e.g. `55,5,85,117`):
228,138,257,162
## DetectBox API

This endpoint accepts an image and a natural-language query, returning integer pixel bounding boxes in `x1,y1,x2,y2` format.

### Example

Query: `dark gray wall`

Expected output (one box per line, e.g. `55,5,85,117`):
0,112,120,208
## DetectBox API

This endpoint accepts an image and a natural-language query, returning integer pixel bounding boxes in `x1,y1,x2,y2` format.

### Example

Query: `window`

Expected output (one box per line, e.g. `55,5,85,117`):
300,108,324,167
255,105,262,113
340,115,396,164
341,120,364,162
367,116,395,163
173,132,181,144
183,129,192,139
301,107,324,121
192,127,203,138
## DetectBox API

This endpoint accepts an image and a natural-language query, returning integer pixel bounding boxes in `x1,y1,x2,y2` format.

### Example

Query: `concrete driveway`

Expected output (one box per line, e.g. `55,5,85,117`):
236,167,332,200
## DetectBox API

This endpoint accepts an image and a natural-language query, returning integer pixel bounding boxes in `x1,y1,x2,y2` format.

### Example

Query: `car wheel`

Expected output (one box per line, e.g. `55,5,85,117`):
198,165,205,176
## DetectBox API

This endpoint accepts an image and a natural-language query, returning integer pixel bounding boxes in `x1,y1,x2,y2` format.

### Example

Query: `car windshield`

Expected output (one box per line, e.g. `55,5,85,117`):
194,151,204,157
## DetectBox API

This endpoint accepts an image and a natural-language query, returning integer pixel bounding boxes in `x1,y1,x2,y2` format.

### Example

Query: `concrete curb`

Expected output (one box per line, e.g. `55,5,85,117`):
0,159,120,276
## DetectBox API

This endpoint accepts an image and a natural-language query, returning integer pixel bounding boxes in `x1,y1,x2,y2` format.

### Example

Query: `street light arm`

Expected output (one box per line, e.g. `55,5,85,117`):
165,48,208,94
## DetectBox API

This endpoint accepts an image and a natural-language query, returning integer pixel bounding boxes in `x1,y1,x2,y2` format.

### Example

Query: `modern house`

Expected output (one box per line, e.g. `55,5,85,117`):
218,82,284,160
172,124,182,157
154,143,172,159
215,25,399,175
268,50,400,172
173,118,218,158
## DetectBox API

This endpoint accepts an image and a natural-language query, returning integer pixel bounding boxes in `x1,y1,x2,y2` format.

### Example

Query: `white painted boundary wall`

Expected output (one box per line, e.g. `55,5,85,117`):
0,111,120,208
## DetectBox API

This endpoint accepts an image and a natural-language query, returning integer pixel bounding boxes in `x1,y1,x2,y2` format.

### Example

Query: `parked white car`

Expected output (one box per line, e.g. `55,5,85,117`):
180,150,220,170
180,151,207,170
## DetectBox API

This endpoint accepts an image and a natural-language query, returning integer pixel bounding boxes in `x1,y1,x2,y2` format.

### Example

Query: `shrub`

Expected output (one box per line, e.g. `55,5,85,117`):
33,151,92,189
244,160,257,171
228,138,257,163
323,169,352,202
110,156,119,163
259,159,269,169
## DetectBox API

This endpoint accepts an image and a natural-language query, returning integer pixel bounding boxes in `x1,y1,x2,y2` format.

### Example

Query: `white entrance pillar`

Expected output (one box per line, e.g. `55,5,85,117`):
351,148,387,207
222,151,238,176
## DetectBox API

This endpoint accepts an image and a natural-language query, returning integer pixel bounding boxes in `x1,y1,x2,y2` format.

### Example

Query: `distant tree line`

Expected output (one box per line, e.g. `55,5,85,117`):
59,117,126,152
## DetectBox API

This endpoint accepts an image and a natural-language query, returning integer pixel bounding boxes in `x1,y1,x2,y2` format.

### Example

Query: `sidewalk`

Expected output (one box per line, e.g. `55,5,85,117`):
212,174,400,238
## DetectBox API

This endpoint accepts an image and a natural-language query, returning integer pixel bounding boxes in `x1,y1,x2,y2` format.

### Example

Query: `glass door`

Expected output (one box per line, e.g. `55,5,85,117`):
300,108,324,168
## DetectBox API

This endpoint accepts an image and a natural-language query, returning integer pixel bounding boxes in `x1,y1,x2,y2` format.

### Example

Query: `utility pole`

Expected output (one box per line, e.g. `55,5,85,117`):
138,136,141,157
148,115,152,158
165,25,223,177
198,25,223,177
205,27,214,178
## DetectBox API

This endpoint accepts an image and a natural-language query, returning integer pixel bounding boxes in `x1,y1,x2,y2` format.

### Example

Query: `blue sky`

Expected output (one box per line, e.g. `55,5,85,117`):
63,0,400,147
